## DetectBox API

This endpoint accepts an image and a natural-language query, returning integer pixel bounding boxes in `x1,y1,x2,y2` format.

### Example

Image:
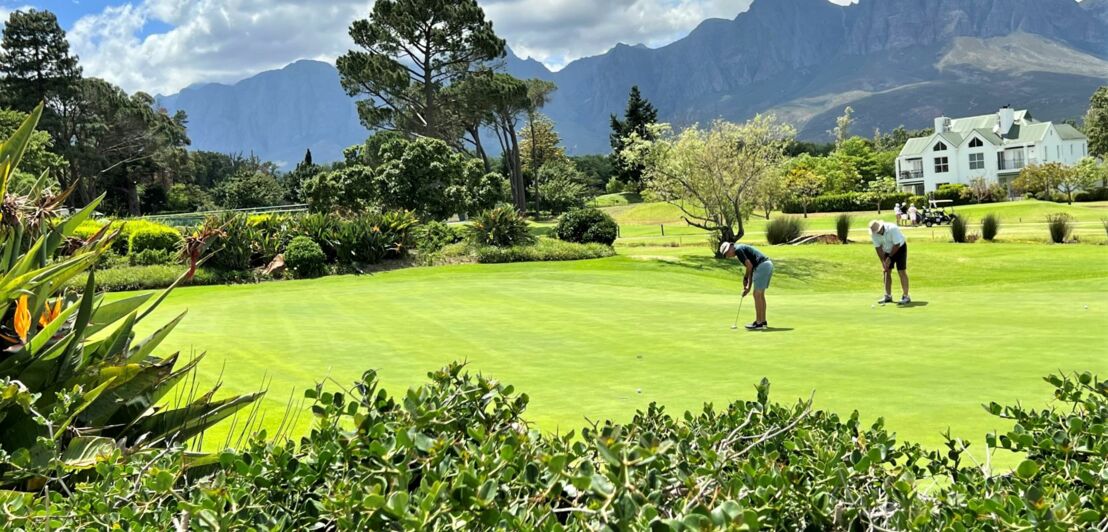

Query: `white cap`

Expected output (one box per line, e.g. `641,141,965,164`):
718,242,733,256
869,220,884,233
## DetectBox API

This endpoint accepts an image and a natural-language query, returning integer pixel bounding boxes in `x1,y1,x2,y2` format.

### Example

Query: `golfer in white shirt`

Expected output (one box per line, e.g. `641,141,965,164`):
869,220,910,305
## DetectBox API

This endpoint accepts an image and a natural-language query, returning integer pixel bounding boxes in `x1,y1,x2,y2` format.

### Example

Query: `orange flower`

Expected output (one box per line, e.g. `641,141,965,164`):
13,295,30,342
38,298,62,328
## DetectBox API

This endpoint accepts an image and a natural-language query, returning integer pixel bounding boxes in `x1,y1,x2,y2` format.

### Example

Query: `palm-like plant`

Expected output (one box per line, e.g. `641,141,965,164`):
0,105,261,489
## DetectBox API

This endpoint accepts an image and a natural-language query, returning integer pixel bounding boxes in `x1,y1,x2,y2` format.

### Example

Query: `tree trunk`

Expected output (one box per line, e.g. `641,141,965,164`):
471,127,490,172
803,203,809,218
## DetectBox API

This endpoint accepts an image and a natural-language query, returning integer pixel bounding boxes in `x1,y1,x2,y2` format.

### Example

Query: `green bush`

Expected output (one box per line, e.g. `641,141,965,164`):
834,214,852,244
981,213,1000,241
294,213,341,262
474,237,615,263
128,224,183,255
8,368,1106,530
554,208,618,245
766,217,805,245
335,211,417,265
469,205,535,248
284,236,327,278
128,248,177,266
950,216,968,243
932,183,970,205
1047,213,1073,243
1074,188,1108,202
414,221,465,255
63,265,241,291
202,213,254,271
782,192,918,214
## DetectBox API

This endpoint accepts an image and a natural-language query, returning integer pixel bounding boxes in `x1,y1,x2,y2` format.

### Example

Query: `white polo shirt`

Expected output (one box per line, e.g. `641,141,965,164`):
871,222,906,253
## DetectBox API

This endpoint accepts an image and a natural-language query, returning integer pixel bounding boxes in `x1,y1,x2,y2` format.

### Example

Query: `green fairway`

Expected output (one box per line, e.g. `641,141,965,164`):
141,240,1108,461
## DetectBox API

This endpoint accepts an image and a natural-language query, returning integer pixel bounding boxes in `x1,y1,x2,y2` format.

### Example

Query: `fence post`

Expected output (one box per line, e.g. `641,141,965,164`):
660,224,665,236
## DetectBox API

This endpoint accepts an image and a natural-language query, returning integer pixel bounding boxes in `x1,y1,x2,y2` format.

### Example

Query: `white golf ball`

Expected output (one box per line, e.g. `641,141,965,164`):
871,304,875,308
1085,305,1089,310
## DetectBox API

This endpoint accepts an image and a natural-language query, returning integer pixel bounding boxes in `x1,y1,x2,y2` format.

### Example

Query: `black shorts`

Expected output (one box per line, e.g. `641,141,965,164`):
888,245,907,271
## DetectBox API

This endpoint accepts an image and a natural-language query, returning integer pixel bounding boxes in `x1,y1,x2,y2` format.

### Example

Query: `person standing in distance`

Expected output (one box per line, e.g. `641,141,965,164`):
869,219,910,305
719,242,775,330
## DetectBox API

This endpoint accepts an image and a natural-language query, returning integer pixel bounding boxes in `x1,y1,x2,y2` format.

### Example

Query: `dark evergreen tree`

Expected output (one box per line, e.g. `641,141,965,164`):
1086,86,1108,159
304,148,313,166
0,9,81,113
609,86,658,190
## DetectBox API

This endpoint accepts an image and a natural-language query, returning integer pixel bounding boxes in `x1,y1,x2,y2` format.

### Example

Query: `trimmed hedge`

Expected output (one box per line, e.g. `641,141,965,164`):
284,236,327,279
62,266,245,292
128,224,183,255
1075,188,1108,202
474,238,614,263
555,207,618,245
782,192,922,214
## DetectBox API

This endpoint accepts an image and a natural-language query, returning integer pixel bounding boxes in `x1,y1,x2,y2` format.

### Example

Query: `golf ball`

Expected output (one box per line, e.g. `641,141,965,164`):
871,304,875,308
1085,305,1089,310
636,388,642,394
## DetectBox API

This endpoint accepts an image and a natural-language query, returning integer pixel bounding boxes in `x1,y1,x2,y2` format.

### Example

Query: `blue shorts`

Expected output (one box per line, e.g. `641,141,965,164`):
752,260,774,291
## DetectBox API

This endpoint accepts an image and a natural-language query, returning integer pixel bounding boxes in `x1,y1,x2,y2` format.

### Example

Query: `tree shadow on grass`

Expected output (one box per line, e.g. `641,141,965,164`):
662,256,842,284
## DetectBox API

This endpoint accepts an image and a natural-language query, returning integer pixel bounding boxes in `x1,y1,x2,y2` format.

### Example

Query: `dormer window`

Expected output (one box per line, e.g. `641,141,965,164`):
969,138,983,148
934,142,947,152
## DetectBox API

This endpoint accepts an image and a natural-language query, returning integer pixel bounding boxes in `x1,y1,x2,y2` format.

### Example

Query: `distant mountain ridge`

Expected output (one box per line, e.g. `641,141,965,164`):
158,0,1108,166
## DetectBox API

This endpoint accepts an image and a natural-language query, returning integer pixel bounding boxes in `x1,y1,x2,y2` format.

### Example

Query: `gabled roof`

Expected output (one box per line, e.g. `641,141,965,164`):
899,137,931,158
1006,122,1052,144
966,129,1002,145
1054,123,1087,141
948,110,1032,134
937,131,963,147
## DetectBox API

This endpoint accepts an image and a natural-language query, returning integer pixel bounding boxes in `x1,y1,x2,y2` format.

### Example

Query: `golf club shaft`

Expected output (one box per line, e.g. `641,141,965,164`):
733,295,745,327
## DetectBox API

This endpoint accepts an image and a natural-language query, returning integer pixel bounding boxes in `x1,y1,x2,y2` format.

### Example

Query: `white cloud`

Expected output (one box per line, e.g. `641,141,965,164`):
68,0,852,95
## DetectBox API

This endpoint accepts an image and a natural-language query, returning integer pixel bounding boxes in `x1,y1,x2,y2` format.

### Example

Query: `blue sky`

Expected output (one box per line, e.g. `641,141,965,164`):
0,0,793,94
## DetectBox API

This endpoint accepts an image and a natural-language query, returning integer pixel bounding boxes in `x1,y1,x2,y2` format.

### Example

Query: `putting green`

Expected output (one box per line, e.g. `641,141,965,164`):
141,240,1108,460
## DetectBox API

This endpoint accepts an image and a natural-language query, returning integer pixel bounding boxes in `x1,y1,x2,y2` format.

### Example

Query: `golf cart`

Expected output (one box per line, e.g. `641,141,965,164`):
921,199,957,227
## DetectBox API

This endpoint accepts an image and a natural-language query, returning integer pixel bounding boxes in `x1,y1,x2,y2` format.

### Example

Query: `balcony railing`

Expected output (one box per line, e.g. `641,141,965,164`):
898,170,923,181
997,158,1025,172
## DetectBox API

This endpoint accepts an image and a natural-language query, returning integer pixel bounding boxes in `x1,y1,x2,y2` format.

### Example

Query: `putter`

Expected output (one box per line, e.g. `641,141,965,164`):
881,267,891,305
731,294,746,329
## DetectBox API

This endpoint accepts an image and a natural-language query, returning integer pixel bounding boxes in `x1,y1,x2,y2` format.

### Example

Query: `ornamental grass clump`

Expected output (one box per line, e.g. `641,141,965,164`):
834,214,852,244
765,216,804,245
1047,213,1073,243
469,205,534,248
950,215,968,243
981,213,1000,241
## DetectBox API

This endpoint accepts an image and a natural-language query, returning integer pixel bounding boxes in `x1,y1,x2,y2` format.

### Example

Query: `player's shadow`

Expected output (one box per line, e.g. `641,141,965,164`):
759,327,794,332
896,301,929,308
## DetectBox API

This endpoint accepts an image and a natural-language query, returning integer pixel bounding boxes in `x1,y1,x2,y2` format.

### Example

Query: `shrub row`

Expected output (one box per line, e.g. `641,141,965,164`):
5,367,1104,529
473,237,616,263
782,192,922,214
1075,187,1108,202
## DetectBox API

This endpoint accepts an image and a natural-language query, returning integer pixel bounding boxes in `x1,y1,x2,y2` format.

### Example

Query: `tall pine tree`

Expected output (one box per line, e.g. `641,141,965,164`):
609,86,657,191
0,9,82,120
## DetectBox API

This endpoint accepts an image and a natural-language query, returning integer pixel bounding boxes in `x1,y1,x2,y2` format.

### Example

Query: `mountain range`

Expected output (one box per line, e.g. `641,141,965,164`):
156,0,1108,168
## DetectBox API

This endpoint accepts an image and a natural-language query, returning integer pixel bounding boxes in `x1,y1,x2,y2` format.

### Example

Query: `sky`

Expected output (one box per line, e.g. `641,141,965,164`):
1,0,849,95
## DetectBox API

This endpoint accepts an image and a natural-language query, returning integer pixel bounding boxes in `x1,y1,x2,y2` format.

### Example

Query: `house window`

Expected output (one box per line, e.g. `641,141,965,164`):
969,153,985,170
934,142,947,151
934,156,949,173
969,138,983,148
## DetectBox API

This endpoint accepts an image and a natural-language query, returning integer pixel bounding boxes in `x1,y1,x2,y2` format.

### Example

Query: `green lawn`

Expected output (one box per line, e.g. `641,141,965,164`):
141,240,1108,464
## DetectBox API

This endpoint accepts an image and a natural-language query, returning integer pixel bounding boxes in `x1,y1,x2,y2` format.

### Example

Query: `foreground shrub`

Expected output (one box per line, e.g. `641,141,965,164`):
981,213,1000,241
765,216,804,244
202,213,254,270
7,367,1106,530
294,212,341,262
469,205,534,248
284,236,326,278
474,237,614,263
950,215,968,243
1047,213,1073,243
554,207,618,245
128,223,183,254
834,213,851,244
414,220,465,255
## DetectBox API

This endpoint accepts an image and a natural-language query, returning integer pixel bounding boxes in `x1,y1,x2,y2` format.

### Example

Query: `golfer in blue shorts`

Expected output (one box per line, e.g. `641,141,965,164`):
720,242,775,330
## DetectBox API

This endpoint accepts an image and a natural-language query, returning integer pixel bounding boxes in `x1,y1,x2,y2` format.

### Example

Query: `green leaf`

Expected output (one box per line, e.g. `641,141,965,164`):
1015,460,1040,480
59,436,116,469
0,102,43,198
126,311,187,363
386,492,409,517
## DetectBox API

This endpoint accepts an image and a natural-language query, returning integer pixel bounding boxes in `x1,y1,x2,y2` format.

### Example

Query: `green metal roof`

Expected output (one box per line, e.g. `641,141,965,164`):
899,137,932,157
969,129,1002,145
937,131,963,147
1054,123,1087,141
1008,123,1051,143
948,110,1031,133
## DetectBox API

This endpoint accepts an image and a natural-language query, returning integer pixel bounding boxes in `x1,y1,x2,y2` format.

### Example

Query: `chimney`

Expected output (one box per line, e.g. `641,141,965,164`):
996,106,1015,137
933,116,950,134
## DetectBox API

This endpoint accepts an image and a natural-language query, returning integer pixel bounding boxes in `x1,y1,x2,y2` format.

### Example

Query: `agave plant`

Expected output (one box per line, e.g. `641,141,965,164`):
0,105,262,489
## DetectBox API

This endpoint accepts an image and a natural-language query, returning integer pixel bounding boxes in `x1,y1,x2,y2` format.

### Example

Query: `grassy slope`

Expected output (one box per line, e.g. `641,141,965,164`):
606,200,1108,245
143,241,1108,462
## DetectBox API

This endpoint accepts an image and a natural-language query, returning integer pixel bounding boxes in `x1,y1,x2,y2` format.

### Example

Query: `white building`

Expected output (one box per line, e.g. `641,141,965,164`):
895,107,1088,194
